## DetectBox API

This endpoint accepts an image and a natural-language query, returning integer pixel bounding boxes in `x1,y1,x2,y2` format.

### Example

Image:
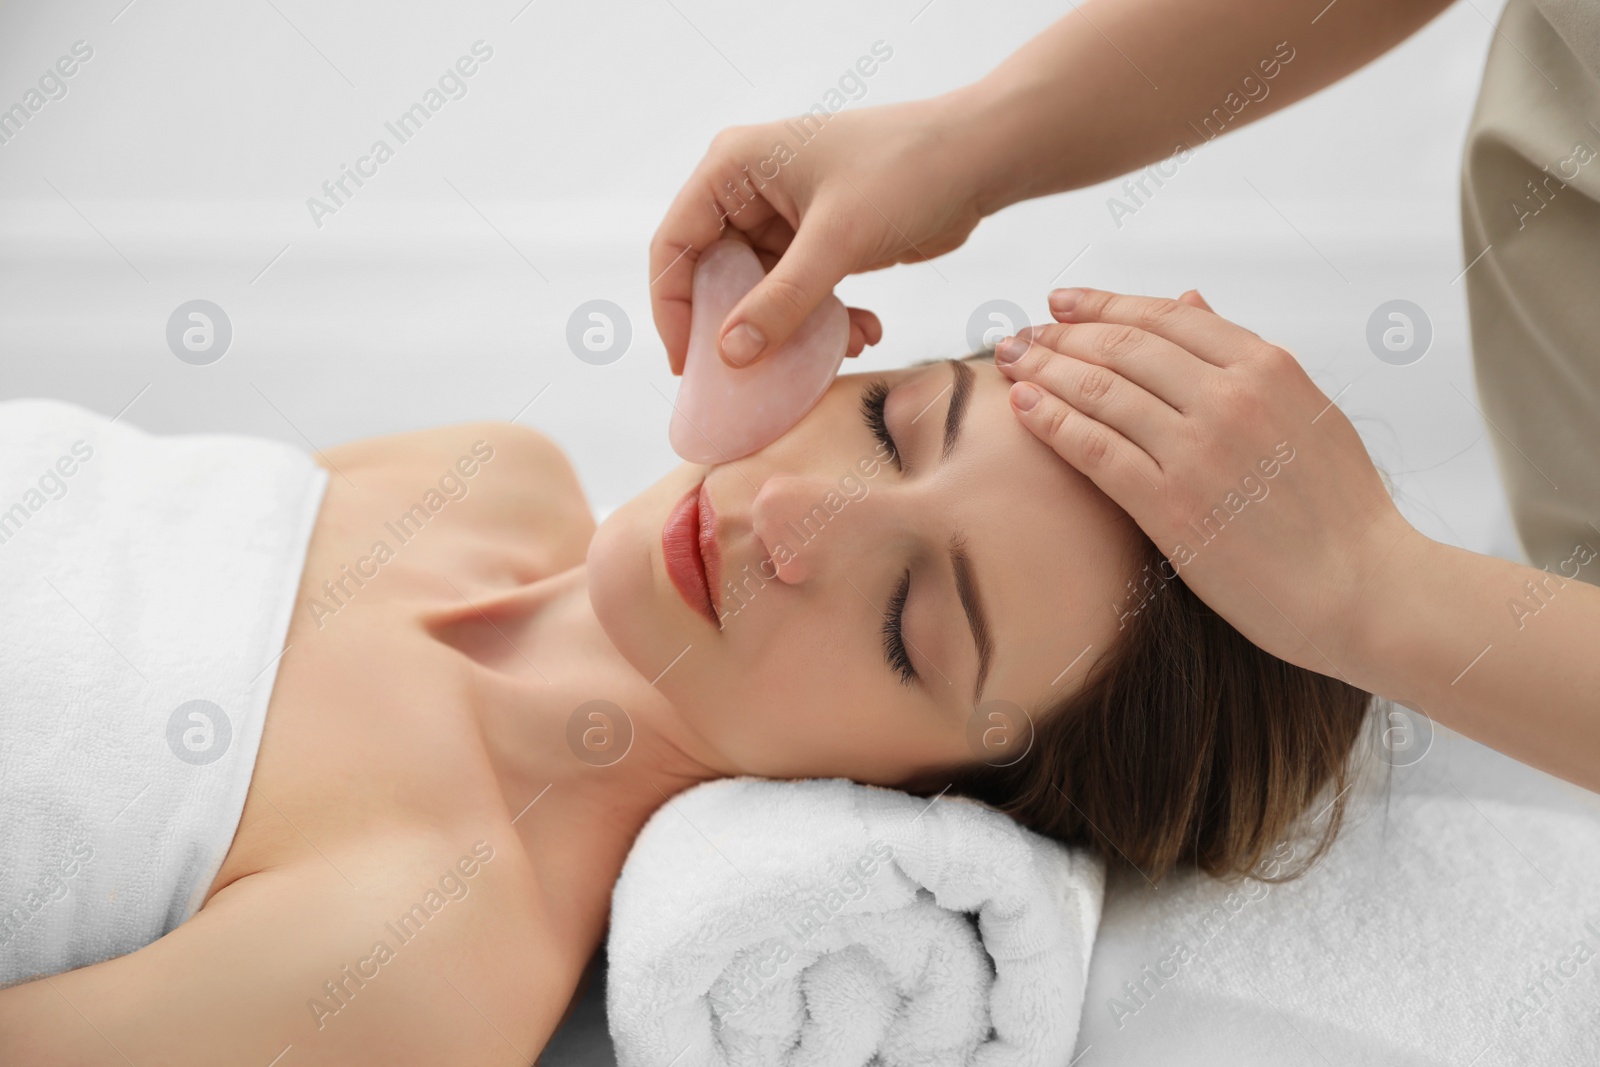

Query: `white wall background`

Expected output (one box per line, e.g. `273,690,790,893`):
0,0,1515,558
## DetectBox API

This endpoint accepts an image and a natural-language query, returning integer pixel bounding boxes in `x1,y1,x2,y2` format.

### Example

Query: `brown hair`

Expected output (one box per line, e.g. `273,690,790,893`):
920,531,1373,885
892,351,1374,883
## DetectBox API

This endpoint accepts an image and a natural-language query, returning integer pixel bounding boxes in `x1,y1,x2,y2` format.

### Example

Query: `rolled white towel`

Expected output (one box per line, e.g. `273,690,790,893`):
606,777,1105,1067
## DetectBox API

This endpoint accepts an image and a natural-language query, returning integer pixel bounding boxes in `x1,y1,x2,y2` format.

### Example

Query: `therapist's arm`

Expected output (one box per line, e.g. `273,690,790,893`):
957,0,1458,214
653,0,1456,371
1352,535,1600,792
994,288,1600,796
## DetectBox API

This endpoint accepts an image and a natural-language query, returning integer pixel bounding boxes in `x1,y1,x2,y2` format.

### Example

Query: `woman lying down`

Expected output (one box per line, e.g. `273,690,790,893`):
0,349,1371,1063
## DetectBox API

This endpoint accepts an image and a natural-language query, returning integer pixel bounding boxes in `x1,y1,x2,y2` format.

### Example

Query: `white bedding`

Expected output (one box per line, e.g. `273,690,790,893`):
1074,724,1600,1066
549,724,1600,1066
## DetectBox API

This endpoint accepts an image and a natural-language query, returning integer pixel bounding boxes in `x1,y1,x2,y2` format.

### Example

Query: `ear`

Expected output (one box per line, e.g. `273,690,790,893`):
1177,289,1213,312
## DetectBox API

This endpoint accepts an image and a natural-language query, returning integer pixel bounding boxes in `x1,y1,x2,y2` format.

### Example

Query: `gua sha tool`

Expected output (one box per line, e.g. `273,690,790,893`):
669,239,849,463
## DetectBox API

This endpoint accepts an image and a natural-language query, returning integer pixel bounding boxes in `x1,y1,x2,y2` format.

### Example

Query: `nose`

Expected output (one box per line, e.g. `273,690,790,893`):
749,472,875,584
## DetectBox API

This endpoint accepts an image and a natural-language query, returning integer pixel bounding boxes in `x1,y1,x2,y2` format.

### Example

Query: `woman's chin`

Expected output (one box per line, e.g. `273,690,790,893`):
586,485,695,688
586,502,646,655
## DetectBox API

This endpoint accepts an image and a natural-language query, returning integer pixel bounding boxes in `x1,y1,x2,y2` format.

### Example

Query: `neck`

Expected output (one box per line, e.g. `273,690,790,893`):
454,564,724,866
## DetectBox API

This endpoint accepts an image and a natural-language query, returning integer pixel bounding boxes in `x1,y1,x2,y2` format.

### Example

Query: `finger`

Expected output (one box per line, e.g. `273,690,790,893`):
849,307,882,346
847,321,866,358
1178,289,1213,312
752,233,883,358
1047,288,1258,368
649,222,699,377
1008,382,1163,515
994,334,1183,448
844,308,883,358
719,202,864,368
748,219,800,273
1005,320,1210,413
649,159,783,374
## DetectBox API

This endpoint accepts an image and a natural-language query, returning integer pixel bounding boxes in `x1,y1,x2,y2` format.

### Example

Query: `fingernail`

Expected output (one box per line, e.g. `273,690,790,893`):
994,336,1027,365
1049,288,1083,315
1012,382,1041,412
721,323,765,366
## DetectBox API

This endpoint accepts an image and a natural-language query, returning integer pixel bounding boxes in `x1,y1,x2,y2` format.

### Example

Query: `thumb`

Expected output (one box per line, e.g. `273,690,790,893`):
719,212,859,368
1178,289,1214,312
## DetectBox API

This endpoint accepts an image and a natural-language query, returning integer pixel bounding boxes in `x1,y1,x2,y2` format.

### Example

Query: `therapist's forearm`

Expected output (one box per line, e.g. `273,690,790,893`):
943,0,1455,213
1353,534,1600,794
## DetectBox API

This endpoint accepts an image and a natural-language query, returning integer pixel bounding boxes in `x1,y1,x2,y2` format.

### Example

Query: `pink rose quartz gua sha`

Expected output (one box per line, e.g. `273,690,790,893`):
669,239,850,463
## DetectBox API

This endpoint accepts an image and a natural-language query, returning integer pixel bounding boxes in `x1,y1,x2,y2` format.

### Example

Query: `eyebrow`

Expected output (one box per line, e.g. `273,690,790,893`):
949,532,993,702
934,357,991,701
942,358,975,460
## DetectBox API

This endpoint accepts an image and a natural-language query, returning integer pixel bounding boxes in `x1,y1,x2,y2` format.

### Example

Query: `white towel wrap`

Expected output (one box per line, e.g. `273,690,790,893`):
0,398,327,987
606,776,1105,1067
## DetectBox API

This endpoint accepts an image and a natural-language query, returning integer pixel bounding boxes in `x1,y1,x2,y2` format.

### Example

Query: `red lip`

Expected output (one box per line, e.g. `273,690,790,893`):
663,480,722,627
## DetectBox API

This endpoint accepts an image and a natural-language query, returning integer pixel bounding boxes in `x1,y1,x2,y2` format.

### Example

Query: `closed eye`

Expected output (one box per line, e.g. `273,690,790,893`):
859,378,915,685
882,569,916,685
859,379,902,472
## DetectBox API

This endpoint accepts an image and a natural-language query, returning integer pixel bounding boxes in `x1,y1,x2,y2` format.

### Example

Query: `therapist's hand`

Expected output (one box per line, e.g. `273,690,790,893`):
994,289,1421,681
650,96,992,373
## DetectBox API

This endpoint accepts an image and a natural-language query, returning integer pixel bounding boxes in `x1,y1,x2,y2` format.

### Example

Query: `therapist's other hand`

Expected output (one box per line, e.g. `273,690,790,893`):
650,97,990,374
995,289,1419,681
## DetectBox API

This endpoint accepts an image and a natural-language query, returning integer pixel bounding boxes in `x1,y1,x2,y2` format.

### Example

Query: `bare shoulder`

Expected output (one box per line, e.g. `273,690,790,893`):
318,421,597,576
323,420,583,497
0,831,572,1065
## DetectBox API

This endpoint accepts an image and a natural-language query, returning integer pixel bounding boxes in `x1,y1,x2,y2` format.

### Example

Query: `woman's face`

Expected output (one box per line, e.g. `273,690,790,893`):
588,357,1142,786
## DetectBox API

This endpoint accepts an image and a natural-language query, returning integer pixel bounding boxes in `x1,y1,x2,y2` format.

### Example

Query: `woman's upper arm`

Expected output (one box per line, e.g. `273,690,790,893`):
0,864,527,1066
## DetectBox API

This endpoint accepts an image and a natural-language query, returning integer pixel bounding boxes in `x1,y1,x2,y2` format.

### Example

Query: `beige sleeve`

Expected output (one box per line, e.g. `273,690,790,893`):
1460,0,1600,584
